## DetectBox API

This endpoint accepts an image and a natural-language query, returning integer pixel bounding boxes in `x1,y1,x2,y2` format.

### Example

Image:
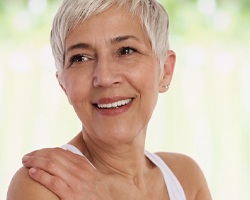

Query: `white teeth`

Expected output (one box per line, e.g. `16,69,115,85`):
97,98,132,109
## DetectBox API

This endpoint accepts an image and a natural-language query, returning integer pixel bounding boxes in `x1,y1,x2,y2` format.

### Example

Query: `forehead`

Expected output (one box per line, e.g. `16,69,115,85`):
65,5,150,48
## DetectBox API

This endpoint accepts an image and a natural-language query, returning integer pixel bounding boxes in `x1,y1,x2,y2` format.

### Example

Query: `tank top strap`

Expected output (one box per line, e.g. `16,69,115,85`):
61,143,84,156
144,151,186,200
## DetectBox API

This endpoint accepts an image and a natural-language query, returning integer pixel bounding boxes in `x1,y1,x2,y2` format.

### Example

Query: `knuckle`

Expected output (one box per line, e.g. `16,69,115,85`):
46,159,57,170
34,169,48,182
46,150,55,158
46,147,62,158
49,176,61,189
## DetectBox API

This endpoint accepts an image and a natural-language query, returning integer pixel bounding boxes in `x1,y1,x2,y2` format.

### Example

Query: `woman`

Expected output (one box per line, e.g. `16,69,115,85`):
7,0,212,199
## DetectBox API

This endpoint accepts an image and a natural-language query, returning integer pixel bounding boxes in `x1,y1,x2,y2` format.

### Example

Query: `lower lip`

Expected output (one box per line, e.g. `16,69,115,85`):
94,100,133,116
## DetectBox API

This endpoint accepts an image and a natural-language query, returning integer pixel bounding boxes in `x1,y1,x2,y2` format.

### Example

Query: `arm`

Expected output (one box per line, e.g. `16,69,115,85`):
188,158,212,200
194,173,212,200
157,152,212,200
7,166,59,200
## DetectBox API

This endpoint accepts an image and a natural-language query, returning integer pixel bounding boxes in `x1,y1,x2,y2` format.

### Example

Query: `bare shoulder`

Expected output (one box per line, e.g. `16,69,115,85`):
156,152,212,200
7,166,59,200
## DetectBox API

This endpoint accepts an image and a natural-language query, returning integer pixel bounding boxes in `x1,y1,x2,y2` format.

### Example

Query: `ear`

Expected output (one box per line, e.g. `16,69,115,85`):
159,50,176,93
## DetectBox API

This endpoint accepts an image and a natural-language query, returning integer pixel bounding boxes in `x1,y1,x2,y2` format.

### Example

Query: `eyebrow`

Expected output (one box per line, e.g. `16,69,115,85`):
66,35,140,53
66,43,90,54
110,35,140,44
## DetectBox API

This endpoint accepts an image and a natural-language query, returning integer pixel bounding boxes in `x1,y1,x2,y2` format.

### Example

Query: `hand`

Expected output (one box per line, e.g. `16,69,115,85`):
22,148,113,200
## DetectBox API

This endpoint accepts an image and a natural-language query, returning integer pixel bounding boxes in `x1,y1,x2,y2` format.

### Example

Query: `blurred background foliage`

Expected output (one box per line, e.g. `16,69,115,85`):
1,0,250,199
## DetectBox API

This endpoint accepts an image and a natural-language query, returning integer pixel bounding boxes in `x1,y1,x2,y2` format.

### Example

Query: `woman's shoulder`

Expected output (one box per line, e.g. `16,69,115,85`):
155,152,201,173
7,166,59,200
155,152,212,200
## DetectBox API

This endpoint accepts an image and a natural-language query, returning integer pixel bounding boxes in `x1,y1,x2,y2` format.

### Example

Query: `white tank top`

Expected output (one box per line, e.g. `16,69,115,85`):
61,144,186,200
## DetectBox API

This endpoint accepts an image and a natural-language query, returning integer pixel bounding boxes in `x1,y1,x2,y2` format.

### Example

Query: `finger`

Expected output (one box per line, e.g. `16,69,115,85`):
23,147,61,157
23,148,96,171
23,156,59,172
22,153,96,184
23,155,77,184
29,167,72,199
22,148,70,169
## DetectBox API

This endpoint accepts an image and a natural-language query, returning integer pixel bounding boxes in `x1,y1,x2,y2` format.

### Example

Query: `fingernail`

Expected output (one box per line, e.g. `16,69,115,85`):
29,168,37,174
22,156,30,163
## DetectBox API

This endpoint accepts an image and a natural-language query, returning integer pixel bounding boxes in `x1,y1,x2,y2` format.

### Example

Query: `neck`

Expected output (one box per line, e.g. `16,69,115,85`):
70,129,150,183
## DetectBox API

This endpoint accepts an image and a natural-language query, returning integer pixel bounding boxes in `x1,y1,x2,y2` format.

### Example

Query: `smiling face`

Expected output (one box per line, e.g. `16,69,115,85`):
57,5,175,145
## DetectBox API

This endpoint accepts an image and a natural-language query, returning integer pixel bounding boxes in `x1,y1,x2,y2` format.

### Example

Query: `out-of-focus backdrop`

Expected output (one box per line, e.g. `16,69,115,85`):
1,0,249,199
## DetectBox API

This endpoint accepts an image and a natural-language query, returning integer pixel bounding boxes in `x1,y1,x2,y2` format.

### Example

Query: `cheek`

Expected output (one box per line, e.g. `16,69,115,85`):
64,79,92,124
129,65,160,110
138,66,161,92
63,73,91,105
142,66,161,105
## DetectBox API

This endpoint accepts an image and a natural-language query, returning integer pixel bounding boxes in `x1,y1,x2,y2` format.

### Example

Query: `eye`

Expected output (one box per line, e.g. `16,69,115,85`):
119,46,136,56
70,54,91,63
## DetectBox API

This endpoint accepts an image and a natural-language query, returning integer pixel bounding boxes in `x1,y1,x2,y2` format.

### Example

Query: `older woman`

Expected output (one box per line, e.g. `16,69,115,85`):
7,0,211,199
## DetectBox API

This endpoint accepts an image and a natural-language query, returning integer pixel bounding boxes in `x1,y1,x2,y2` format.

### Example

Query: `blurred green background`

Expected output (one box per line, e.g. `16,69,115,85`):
1,0,250,199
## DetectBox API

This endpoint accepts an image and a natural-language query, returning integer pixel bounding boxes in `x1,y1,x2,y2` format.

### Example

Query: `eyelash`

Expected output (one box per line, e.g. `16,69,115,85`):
69,54,91,64
118,46,137,56
68,46,137,67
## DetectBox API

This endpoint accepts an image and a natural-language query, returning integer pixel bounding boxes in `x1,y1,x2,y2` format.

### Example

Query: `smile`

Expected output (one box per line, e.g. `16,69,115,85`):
96,98,133,109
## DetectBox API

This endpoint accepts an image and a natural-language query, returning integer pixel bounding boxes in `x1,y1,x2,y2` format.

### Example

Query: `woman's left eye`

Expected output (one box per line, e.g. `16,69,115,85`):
119,47,136,56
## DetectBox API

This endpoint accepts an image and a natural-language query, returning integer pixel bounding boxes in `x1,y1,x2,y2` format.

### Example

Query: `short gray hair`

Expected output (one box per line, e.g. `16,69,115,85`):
50,0,170,71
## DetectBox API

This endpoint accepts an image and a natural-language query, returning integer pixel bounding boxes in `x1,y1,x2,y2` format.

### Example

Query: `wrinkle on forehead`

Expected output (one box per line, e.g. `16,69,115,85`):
65,5,149,52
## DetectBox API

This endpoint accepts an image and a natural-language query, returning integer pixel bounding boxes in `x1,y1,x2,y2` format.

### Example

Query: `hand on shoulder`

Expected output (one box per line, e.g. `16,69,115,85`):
156,152,212,200
7,166,59,200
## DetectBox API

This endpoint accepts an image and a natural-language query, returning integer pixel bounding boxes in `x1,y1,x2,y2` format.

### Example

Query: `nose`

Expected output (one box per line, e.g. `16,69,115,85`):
93,57,122,87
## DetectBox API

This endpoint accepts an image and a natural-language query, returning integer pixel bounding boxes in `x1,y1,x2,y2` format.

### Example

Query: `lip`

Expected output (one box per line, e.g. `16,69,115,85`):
93,96,134,116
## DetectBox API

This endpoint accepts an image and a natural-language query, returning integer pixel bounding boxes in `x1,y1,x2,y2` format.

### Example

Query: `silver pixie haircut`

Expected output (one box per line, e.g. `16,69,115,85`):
50,0,170,71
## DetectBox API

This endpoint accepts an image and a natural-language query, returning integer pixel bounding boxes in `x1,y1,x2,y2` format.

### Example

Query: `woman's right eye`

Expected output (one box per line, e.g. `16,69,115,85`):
70,54,91,63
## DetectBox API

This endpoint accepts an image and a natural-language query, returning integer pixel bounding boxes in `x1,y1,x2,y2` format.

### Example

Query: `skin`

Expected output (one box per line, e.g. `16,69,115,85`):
7,4,212,200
